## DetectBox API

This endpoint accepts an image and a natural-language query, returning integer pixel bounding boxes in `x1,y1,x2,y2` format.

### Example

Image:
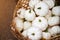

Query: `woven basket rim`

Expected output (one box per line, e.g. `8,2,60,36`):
11,0,60,40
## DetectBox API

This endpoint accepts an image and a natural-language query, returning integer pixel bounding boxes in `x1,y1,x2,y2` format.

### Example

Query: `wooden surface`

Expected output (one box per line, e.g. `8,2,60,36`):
0,0,18,40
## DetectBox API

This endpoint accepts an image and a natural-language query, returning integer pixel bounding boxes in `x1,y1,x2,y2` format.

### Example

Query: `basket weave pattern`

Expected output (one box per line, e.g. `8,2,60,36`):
11,0,60,40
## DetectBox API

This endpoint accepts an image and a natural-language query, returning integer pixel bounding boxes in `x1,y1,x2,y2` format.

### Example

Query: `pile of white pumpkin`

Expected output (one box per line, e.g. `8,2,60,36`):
13,0,60,40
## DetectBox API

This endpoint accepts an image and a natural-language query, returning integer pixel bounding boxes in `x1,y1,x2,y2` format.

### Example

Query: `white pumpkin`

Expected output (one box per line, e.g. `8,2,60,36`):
29,0,40,8
52,6,60,16
43,32,51,39
43,0,55,8
17,8,26,19
48,16,59,26
34,1,49,16
48,26,60,36
24,21,32,30
13,17,24,33
32,17,48,31
24,9,36,21
27,27,42,40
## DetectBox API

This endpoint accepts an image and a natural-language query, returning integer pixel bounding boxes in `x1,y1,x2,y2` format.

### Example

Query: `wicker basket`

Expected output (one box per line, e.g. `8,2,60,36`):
11,0,60,40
